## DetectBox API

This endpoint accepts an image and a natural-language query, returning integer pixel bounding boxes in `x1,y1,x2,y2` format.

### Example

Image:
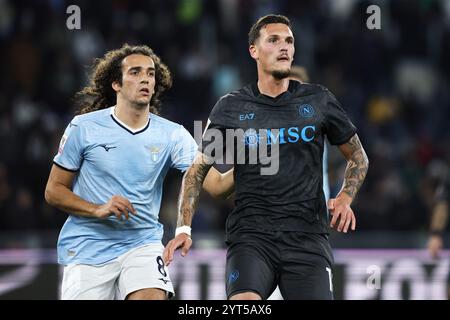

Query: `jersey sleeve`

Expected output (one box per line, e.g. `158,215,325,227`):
199,97,228,156
322,89,357,145
53,117,85,171
170,125,198,172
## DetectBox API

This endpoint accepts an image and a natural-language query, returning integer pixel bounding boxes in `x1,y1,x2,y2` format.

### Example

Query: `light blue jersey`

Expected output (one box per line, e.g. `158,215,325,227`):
53,106,197,265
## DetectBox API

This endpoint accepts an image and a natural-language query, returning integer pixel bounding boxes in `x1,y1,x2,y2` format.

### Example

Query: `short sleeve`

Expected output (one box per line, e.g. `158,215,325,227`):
53,117,84,171
323,89,357,145
171,126,198,172
199,97,228,155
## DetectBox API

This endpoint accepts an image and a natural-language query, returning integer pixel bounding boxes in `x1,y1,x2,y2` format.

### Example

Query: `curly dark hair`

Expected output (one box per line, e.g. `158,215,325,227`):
75,44,172,115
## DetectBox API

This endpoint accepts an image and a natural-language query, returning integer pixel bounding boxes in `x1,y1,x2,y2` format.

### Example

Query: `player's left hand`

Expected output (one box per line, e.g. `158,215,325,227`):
328,193,356,233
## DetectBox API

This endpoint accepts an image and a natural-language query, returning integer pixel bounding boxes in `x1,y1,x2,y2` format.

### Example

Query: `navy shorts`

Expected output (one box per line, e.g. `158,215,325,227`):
225,231,334,300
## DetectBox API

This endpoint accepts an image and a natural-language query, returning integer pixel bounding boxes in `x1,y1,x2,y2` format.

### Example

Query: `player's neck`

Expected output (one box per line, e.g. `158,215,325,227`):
115,101,150,129
257,74,290,98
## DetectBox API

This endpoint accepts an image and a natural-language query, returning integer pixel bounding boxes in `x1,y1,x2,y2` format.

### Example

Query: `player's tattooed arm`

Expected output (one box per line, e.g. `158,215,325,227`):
337,134,369,202
164,152,214,265
177,152,213,227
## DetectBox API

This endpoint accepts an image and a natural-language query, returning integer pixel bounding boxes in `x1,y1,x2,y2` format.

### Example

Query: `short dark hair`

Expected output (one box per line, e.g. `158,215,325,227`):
248,14,291,46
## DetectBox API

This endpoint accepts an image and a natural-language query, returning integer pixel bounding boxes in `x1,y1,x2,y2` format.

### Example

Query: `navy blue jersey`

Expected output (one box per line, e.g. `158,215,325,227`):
202,81,357,235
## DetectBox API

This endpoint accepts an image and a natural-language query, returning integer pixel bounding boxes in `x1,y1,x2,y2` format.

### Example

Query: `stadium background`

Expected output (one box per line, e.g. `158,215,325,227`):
0,0,449,299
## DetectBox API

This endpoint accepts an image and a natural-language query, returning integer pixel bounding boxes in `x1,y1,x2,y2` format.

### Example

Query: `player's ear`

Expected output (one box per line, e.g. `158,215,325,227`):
249,45,258,60
112,81,121,93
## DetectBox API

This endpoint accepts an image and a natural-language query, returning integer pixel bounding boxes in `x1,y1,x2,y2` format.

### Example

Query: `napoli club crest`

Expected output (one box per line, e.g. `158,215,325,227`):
299,104,315,118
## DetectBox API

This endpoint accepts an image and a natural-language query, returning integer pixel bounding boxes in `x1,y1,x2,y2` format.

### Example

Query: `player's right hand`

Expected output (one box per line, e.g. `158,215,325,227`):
163,233,192,266
93,195,136,220
428,235,443,259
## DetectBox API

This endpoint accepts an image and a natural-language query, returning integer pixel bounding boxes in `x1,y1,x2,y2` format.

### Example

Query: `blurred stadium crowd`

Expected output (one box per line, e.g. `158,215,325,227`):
0,0,449,244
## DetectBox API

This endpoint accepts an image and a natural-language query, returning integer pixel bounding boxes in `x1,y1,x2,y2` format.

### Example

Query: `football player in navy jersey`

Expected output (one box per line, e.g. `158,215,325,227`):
164,15,369,300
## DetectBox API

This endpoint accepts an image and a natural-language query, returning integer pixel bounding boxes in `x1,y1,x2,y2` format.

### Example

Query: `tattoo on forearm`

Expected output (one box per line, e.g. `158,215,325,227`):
342,135,369,200
177,155,212,227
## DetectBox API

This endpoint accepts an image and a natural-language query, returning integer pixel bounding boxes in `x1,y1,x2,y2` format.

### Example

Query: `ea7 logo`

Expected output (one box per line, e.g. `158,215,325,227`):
239,113,255,121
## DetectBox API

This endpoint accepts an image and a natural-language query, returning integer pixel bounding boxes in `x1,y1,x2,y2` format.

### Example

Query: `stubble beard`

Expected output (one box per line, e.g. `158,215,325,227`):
272,68,291,80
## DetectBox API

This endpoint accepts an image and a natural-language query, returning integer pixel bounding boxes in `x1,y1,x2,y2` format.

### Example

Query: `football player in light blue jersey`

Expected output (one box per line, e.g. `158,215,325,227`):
45,44,234,300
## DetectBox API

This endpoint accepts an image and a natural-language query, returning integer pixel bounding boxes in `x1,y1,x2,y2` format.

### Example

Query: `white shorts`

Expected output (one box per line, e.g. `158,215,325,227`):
61,243,174,300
